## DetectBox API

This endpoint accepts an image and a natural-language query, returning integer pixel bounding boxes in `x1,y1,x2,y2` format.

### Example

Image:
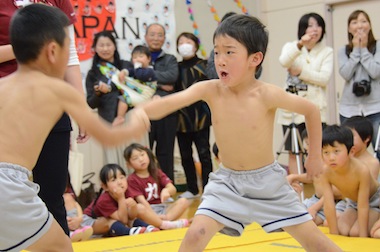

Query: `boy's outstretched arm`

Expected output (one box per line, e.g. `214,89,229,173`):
61,82,149,146
140,81,208,120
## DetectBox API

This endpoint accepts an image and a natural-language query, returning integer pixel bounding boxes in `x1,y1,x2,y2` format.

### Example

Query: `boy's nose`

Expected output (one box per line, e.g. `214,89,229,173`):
217,59,226,67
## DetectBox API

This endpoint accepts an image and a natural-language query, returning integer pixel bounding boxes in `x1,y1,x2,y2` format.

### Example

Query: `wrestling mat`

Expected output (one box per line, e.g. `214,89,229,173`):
71,222,380,252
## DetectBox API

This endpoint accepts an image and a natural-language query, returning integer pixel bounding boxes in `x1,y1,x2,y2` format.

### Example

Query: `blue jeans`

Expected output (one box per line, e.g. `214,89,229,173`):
340,112,380,160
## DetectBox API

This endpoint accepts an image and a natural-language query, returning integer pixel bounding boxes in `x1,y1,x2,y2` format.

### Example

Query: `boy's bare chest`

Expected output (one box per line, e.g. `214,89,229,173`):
330,174,360,200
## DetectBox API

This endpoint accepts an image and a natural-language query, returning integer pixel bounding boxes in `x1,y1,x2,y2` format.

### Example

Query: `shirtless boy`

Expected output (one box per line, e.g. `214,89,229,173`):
139,14,341,252
317,125,380,237
0,5,148,252
342,116,380,180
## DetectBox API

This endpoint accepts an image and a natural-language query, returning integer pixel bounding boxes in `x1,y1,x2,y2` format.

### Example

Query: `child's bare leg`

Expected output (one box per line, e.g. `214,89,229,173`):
368,210,380,236
136,204,188,229
63,193,76,211
179,215,223,252
26,219,73,252
337,209,356,236
370,217,380,238
136,203,163,227
92,217,112,235
165,198,191,220
283,220,342,252
112,100,128,126
351,209,380,237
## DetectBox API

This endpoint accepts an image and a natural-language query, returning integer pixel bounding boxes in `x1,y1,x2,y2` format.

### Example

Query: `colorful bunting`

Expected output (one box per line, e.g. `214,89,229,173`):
234,0,249,15
206,0,221,23
185,0,207,57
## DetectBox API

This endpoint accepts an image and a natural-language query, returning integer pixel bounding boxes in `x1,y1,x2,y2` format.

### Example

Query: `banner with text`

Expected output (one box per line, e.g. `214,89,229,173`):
70,0,176,81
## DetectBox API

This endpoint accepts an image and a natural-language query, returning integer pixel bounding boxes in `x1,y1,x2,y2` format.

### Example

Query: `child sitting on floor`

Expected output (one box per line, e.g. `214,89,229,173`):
124,143,191,229
316,125,380,237
342,116,380,180
287,130,344,226
63,192,94,242
82,164,159,236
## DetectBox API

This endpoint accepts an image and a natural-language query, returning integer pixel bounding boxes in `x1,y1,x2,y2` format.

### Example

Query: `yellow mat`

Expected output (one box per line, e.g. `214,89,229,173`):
71,223,380,252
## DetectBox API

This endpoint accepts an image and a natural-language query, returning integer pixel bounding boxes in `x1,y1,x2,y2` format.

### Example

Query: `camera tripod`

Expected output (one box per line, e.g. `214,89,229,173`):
276,112,306,201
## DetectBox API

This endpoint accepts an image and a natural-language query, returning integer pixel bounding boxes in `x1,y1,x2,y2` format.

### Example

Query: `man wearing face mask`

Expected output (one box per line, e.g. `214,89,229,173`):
175,32,212,199
144,23,179,182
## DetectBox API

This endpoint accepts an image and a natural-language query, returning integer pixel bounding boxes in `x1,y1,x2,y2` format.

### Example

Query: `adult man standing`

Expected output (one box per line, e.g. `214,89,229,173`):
145,23,178,181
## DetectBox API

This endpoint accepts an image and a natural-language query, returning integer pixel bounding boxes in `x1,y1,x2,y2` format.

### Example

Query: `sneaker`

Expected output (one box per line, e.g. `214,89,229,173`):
145,225,160,233
129,226,147,235
178,191,199,199
80,226,93,241
70,229,83,242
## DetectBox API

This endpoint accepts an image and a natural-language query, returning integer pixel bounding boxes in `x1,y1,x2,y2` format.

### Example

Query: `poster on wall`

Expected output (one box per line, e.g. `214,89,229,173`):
70,0,176,81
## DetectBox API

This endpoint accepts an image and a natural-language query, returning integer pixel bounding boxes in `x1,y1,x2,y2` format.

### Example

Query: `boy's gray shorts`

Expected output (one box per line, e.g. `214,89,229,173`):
196,162,311,236
346,187,380,212
303,194,326,221
0,162,53,252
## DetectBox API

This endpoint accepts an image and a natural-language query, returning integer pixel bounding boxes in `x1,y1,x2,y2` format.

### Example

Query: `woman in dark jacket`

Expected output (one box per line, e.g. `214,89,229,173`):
175,32,212,198
86,31,133,169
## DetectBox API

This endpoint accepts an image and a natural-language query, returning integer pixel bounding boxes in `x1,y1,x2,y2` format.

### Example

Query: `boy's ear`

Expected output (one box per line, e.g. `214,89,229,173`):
100,183,108,191
46,41,59,64
363,136,371,147
249,51,263,68
349,145,357,156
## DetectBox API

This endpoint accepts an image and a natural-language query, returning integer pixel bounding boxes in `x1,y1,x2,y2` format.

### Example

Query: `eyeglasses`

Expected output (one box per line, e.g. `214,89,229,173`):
147,33,165,39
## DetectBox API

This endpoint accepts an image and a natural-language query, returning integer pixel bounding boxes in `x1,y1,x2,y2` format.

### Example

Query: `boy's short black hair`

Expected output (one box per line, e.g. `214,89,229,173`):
131,45,151,59
212,142,219,159
322,125,354,153
213,14,268,69
10,4,70,64
342,116,373,147
298,13,326,42
221,12,236,22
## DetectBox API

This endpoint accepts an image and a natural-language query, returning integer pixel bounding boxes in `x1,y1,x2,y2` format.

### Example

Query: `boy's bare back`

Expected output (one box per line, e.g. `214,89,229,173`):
0,72,68,169
357,151,380,181
0,70,148,171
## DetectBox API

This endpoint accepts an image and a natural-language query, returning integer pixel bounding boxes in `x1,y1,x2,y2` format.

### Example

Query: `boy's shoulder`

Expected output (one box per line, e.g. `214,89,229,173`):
350,156,373,176
0,70,66,91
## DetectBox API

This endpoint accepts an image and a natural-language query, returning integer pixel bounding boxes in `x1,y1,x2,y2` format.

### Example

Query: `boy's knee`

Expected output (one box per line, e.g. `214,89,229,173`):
337,224,350,236
184,226,206,243
177,198,190,207
348,227,359,237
